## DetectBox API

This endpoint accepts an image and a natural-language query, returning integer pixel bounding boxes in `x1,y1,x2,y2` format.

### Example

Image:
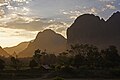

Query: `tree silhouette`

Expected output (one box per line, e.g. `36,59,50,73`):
57,52,72,66
0,59,5,70
101,45,120,68
10,57,21,70
68,44,104,68
73,54,85,68
29,59,38,69
86,45,103,68
33,49,42,67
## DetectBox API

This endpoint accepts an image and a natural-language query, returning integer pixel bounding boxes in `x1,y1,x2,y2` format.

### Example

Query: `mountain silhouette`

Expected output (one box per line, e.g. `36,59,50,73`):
18,29,67,57
4,42,29,55
67,11,120,51
0,46,9,57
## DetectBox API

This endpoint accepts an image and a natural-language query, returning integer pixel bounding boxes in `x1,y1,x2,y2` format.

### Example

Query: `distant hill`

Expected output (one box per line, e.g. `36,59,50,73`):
18,29,67,57
67,11,120,51
4,42,29,55
0,46,9,57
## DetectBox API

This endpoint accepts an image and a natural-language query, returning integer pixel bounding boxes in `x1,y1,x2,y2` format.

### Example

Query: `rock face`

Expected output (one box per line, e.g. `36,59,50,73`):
4,42,29,55
67,11,120,50
0,46,9,57
19,29,67,57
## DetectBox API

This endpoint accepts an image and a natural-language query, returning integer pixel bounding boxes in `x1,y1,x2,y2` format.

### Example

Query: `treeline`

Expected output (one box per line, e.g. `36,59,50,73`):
0,44,120,71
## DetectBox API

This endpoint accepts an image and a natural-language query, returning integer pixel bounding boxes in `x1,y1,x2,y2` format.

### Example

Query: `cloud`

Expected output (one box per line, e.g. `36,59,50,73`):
0,15,70,47
0,0,4,3
99,0,114,1
5,18,64,30
90,8,98,14
0,16,70,38
0,0,34,28
0,0,119,38
0,0,71,37
44,21,70,38
99,0,116,2
61,7,100,20
0,27,37,38
61,10,82,19
106,4,116,9
98,0,117,10
60,0,119,20
10,30,38,38
0,0,32,19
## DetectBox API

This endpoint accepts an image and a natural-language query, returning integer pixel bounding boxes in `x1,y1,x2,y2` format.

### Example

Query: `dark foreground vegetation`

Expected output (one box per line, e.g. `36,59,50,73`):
0,44,120,80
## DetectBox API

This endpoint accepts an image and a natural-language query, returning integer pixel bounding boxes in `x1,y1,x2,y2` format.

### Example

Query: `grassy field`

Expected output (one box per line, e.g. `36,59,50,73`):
1,68,120,80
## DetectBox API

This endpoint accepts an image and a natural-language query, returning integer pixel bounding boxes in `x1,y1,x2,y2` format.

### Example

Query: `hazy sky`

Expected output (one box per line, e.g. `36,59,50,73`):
0,0,120,47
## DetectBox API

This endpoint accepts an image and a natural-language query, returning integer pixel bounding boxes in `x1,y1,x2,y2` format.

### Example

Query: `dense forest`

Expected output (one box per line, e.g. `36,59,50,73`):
0,44,120,79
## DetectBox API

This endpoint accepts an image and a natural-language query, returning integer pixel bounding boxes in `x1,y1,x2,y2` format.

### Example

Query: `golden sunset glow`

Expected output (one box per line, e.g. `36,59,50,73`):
0,1,120,80
0,27,38,47
0,0,120,48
